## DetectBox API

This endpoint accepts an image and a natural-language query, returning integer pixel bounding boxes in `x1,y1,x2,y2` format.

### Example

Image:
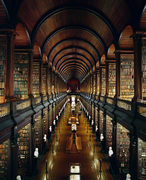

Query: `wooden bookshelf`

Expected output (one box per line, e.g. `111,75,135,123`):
101,67,106,96
99,110,103,135
142,38,146,101
0,36,7,103
32,60,40,97
95,107,98,130
43,108,49,135
34,114,43,151
14,53,30,99
0,103,10,118
97,71,100,96
138,138,146,179
0,139,9,179
120,54,134,101
42,66,46,96
17,123,31,176
108,63,116,97
106,115,113,148
116,123,130,170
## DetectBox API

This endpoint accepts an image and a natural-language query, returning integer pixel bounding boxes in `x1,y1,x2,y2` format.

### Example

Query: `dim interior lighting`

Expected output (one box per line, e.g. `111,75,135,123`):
34,148,39,158
16,175,21,180
126,173,131,180
108,147,113,157
49,126,52,132
43,134,47,142
100,133,104,141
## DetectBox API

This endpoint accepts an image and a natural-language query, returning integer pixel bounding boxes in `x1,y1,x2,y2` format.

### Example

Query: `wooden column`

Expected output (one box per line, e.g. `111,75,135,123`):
115,51,120,98
133,34,142,101
5,31,15,100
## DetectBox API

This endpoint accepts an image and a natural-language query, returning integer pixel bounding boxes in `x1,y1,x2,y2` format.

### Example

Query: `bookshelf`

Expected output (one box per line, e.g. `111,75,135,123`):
17,123,31,176
101,67,106,96
116,123,130,170
42,66,47,95
108,63,116,97
32,60,40,97
0,103,10,118
99,110,103,135
106,115,113,148
95,107,98,130
97,71,100,96
142,38,146,101
120,54,134,101
43,108,48,135
14,53,30,99
138,138,146,179
34,114,43,151
0,36,7,103
0,139,9,179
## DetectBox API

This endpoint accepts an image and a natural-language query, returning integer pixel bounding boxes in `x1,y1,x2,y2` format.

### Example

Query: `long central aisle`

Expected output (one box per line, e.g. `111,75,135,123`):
36,100,114,180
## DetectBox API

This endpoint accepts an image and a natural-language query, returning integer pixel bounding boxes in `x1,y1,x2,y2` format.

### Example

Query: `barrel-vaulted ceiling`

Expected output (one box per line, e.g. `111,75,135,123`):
0,0,146,82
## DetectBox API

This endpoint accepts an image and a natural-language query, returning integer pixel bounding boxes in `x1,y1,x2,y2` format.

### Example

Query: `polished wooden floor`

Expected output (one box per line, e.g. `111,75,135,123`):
35,102,114,180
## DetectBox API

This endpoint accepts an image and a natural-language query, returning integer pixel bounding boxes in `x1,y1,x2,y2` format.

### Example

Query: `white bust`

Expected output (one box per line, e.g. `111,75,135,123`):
108,147,113,157
34,148,39,158
16,175,21,180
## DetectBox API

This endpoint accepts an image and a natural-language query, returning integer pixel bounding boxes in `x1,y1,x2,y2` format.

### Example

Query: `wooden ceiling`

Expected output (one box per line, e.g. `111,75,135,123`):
0,0,146,82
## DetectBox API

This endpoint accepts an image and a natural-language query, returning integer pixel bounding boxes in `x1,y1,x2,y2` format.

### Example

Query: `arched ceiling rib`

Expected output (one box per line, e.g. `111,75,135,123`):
2,0,144,83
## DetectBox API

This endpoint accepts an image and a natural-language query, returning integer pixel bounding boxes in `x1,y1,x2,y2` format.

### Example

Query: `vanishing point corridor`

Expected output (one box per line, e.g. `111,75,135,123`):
35,99,113,180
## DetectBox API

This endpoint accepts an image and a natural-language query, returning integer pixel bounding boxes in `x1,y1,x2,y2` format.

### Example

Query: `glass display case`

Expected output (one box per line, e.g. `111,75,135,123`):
120,54,134,101
0,139,9,179
116,123,130,172
17,123,31,176
32,60,40,97
108,63,116,97
106,115,113,148
0,36,7,103
14,53,30,99
138,138,146,179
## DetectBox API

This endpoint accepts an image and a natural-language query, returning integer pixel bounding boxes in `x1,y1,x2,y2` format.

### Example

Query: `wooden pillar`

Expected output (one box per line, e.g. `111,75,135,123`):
133,34,142,101
115,52,120,98
5,31,15,100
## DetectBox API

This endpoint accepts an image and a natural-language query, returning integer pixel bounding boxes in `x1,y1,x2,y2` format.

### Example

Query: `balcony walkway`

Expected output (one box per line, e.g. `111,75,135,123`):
35,102,114,180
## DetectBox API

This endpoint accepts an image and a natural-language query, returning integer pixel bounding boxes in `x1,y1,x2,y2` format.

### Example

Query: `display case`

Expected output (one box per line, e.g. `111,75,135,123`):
34,113,43,152
14,53,30,99
0,139,10,179
32,60,40,97
116,123,130,172
108,63,116,97
120,54,134,101
0,36,7,103
17,123,31,176
42,66,47,96
142,38,146,101
138,138,146,179
43,108,49,135
101,67,106,96
106,115,113,148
